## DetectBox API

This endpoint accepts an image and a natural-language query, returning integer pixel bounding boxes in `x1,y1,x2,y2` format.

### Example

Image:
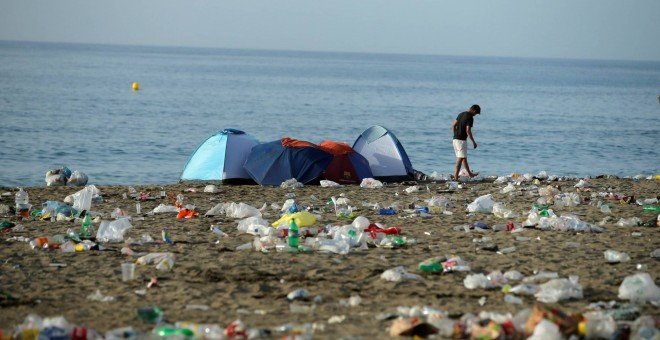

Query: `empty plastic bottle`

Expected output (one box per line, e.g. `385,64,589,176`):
288,219,299,248
137,306,163,324
604,249,630,263
379,207,396,215
15,188,28,205
80,213,92,238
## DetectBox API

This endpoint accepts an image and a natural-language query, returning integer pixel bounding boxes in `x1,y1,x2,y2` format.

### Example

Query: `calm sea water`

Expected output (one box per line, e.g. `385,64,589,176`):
1,41,659,187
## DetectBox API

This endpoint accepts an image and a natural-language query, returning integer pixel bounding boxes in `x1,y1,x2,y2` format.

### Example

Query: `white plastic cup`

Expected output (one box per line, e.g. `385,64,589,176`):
121,263,136,282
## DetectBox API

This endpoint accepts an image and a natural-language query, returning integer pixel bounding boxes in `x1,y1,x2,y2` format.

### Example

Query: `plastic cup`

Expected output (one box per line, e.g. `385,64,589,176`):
121,263,135,282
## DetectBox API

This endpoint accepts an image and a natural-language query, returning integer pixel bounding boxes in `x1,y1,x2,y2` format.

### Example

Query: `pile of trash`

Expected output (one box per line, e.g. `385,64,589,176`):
2,313,322,339
44,166,88,187
385,302,658,338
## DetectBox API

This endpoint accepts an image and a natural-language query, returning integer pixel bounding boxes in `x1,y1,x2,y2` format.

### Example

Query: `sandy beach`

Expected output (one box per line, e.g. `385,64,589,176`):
0,176,658,337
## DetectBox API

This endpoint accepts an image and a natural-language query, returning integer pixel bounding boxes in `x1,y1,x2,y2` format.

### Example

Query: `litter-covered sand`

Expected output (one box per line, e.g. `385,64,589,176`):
0,176,658,337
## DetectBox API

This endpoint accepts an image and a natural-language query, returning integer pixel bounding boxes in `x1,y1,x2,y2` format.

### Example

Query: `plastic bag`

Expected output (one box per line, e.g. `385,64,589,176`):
237,216,270,236
136,253,175,271
96,218,132,243
467,194,495,213
203,185,219,193
67,171,88,186
320,180,341,188
204,203,228,216
360,178,383,188
280,178,304,189
45,167,70,186
528,319,562,340
534,276,583,303
225,202,262,219
271,211,317,228
618,273,660,303
380,266,422,282
501,183,515,194
71,185,100,212
152,204,179,214
493,202,517,218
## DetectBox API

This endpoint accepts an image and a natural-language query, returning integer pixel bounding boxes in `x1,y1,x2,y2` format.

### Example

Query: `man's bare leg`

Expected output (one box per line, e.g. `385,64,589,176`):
453,158,463,180
461,158,479,177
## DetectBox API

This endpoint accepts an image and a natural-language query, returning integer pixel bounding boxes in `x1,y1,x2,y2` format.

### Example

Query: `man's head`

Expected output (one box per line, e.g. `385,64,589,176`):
469,104,481,115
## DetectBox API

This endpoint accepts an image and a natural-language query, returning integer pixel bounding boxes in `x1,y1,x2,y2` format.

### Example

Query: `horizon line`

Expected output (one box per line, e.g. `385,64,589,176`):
2,39,659,64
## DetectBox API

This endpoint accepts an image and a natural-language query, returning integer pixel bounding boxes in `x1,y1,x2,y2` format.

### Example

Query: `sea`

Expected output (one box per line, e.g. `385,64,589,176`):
1,41,659,187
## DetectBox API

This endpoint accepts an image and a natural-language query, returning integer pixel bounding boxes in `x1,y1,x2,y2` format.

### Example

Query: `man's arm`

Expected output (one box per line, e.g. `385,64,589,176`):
451,120,457,134
466,126,477,149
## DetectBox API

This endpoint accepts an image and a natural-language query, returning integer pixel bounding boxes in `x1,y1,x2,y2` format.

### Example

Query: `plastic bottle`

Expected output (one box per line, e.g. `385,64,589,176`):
153,326,194,337
288,219,299,248
642,205,660,212
137,306,163,324
15,188,30,216
15,188,29,206
418,257,443,273
379,207,396,215
604,249,630,263
80,213,92,238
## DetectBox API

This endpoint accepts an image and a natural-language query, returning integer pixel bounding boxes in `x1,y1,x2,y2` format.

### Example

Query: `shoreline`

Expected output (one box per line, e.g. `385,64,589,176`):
0,176,658,336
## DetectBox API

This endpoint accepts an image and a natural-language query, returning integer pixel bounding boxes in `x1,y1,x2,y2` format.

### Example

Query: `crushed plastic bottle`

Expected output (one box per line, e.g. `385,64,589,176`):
603,250,631,263
381,266,423,282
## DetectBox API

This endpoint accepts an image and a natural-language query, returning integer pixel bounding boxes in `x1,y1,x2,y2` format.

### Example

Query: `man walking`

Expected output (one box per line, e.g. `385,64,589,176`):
451,104,480,179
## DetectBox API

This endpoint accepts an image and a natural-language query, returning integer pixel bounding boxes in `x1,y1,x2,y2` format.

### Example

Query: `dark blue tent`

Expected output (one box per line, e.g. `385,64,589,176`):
243,138,334,186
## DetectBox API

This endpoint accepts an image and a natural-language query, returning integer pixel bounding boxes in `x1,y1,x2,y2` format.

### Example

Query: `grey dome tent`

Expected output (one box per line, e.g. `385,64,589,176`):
352,125,414,182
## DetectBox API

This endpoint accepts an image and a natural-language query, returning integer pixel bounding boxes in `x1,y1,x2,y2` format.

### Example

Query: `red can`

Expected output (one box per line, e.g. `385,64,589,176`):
71,327,87,340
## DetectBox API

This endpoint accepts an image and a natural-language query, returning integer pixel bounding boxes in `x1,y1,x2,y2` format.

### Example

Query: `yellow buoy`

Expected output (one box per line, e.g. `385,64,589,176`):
132,82,140,91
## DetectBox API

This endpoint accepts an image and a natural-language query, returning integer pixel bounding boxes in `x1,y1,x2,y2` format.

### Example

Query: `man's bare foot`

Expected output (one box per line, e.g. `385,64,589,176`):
469,172,480,178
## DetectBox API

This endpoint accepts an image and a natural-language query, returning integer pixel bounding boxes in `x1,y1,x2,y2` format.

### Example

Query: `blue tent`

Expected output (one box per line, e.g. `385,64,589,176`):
352,125,414,182
243,138,334,186
180,129,259,183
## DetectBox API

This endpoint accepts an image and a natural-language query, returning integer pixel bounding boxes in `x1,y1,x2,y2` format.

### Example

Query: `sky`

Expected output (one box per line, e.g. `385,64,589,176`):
1,0,659,61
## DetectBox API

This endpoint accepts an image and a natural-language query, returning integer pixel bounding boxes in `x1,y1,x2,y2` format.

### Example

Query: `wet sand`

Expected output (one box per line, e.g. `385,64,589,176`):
0,177,658,336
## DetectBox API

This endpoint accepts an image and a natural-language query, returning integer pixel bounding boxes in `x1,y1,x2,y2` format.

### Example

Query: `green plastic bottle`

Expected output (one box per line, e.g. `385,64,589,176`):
154,326,194,338
137,306,163,324
288,219,299,248
80,214,92,238
418,257,443,273
643,205,660,212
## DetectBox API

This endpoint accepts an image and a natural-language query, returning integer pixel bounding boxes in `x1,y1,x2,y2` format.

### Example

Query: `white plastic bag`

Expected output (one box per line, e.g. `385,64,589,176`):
205,203,229,216
226,202,262,218
360,178,383,188
380,266,422,282
320,180,341,188
618,273,660,303
467,194,495,213
136,252,175,271
280,178,304,189
152,204,179,214
237,216,270,236
493,202,517,218
535,276,583,303
67,171,89,186
203,185,219,193
96,218,132,243
72,185,100,212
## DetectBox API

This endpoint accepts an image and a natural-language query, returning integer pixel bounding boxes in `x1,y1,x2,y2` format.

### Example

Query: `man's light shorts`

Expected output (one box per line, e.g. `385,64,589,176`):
453,139,467,158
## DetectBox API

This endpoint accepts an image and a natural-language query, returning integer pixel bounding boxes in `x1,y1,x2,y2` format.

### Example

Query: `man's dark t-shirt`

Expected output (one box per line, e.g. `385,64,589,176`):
453,111,473,140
